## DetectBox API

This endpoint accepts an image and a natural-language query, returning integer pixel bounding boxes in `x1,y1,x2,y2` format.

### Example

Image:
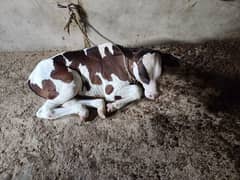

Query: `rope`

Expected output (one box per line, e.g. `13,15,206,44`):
123,57,137,83
57,1,117,47
58,2,92,47
87,23,116,44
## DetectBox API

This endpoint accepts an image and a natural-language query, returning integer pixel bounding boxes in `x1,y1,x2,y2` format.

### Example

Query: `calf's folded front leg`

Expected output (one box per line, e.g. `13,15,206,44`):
76,99,106,119
107,84,143,112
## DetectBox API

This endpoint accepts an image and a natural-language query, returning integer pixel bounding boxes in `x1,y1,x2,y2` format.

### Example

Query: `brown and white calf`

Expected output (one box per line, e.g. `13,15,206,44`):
28,43,179,120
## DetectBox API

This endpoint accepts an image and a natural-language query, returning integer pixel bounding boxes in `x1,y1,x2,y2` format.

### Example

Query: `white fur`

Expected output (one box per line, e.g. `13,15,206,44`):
62,54,72,66
142,52,162,80
83,48,88,56
107,84,142,112
98,43,114,58
28,59,54,89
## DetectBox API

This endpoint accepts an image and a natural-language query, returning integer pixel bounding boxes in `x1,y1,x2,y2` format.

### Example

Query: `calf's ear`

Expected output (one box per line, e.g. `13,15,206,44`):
138,61,150,84
161,53,181,67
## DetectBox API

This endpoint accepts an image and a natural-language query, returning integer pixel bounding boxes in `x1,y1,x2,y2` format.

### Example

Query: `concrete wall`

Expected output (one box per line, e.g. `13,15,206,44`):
0,0,240,51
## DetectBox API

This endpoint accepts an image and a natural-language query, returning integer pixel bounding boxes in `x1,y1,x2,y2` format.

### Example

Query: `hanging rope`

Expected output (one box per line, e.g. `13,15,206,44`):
57,1,92,47
57,1,117,48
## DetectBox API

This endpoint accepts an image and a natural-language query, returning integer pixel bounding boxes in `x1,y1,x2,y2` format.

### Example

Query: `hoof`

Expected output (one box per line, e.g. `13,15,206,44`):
78,108,89,121
36,109,54,120
79,114,88,122
107,103,117,113
97,106,106,119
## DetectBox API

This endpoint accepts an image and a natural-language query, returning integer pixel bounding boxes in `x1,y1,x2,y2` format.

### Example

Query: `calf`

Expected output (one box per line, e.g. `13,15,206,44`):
28,43,179,120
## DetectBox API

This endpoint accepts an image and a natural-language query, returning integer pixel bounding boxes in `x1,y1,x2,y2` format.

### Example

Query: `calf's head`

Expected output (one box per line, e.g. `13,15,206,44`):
133,52,162,100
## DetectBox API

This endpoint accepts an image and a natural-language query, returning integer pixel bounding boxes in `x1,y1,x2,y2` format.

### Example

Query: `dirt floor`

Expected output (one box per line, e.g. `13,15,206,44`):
0,40,240,180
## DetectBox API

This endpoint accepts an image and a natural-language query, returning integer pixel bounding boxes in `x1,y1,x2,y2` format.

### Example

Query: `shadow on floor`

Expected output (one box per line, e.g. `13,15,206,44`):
148,38,240,174
155,38,240,115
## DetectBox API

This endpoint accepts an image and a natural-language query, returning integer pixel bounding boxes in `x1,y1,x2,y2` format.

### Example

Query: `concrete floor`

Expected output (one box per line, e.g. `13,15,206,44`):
0,39,240,179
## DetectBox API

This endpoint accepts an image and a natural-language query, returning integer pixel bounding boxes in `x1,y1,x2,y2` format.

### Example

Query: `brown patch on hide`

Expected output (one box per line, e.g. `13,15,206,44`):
51,55,73,83
28,80,59,99
105,85,114,95
63,45,130,85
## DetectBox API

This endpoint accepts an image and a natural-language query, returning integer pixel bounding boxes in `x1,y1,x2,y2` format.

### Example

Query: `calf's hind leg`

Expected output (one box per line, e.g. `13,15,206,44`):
50,99,89,120
36,89,83,120
37,98,106,120
36,70,83,120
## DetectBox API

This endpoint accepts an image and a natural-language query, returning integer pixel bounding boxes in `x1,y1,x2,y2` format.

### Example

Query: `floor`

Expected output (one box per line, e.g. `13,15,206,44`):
0,39,240,180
